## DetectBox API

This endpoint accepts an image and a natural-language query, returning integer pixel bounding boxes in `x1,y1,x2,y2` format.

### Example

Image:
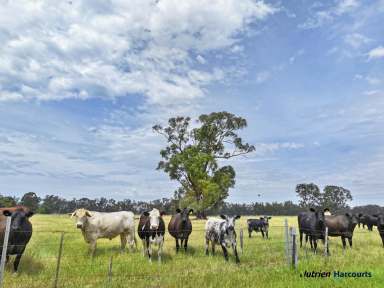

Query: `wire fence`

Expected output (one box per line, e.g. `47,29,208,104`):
0,218,383,287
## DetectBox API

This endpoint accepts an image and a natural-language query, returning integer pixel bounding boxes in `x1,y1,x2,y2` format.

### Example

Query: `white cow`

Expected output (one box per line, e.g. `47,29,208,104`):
205,214,240,263
70,208,137,256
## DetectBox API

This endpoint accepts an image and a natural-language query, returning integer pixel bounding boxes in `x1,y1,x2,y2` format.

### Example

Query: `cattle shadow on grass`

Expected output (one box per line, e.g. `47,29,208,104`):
5,255,44,275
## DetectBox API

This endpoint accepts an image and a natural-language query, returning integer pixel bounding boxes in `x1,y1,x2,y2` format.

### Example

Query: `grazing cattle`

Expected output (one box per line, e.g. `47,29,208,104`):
168,208,193,252
373,214,384,247
325,213,359,250
358,214,378,231
247,216,271,239
70,208,136,256
0,207,33,272
205,215,240,263
298,208,325,253
138,208,165,262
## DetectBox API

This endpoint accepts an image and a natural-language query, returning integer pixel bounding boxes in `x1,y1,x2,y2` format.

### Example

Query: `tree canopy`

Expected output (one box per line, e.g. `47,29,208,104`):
153,111,255,217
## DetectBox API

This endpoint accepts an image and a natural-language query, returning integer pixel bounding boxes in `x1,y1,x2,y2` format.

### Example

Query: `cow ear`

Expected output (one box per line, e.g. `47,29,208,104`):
143,211,150,217
85,211,92,217
2,210,12,217
268,216,272,219
260,217,264,220
188,209,194,214
160,211,166,216
176,208,181,213
220,214,227,220
358,213,363,217
235,215,241,220
345,213,351,217
26,211,34,218
309,208,316,212
373,214,378,217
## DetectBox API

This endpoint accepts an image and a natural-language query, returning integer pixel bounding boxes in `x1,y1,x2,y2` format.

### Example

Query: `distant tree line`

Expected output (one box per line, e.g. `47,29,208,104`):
1,191,382,216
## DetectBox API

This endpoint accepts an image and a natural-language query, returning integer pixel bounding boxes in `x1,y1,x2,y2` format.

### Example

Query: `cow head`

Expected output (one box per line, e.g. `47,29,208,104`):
345,213,359,229
176,208,193,224
70,208,93,229
144,209,165,230
2,209,33,231
220,214,241,233
309,208,325,230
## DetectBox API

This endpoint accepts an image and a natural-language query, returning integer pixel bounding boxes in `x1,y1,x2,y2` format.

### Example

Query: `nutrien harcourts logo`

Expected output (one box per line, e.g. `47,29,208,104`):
301,271,372,278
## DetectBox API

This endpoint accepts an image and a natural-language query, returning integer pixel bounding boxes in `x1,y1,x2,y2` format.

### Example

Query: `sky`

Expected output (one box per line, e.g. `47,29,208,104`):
0,0,383,206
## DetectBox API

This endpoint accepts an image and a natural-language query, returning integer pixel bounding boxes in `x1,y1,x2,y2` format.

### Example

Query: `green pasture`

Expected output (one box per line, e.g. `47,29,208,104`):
3,215,383,288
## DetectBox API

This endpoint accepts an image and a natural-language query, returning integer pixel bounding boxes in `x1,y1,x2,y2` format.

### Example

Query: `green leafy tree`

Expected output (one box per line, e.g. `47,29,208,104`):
0,195,17,207
153,111,255,218
322,185,352,212
295,183,322,208
20,192,40,211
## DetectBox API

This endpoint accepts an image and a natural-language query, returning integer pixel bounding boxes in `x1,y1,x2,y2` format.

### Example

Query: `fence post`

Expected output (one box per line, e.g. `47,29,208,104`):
53,232,64,288
291,227,297,269
0,217,11,288
108,256,113,284
239,228,244,254
324,227,329,257
284,219,289,266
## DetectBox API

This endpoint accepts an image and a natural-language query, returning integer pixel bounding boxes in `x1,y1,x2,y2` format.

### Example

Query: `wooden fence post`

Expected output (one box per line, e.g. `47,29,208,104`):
53,232,64,288
291,227,298,269
0,217,11,288
324,227,329,257
239,228,244,254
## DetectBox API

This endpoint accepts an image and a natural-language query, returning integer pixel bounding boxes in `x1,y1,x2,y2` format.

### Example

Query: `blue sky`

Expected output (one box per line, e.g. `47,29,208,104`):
0,0,383,205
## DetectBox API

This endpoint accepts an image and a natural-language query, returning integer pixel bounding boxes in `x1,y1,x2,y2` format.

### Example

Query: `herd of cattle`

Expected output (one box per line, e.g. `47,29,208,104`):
0,206,383,273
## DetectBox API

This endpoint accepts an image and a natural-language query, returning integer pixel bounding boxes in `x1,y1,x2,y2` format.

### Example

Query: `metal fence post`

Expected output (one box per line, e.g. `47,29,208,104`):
239,228,244,254
291,227,297,269
0,217,11,288
284,219,289,266
53,232,64,288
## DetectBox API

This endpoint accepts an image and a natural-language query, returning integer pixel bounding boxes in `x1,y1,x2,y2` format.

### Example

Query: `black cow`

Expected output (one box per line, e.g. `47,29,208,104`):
247,216,271,239
358,214,378,231
373,214,384,247
325,213,359,250
298,208,325,253
168,208,193,252
137,208,165,262
0,208,33,272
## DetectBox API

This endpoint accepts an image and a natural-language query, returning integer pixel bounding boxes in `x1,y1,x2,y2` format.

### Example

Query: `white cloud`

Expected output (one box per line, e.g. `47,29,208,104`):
0,0,276,104
344,33,371,49
368,46,384,59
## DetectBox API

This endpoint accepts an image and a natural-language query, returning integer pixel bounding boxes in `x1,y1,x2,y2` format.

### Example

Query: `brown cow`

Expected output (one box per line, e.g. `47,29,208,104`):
168,208,193,252
0,206,33,272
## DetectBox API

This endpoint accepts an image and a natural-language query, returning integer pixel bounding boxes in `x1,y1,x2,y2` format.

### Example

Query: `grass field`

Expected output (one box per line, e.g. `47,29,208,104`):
3,215,384,288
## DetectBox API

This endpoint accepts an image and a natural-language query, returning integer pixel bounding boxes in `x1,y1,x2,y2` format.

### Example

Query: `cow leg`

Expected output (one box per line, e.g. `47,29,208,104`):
141,239,146,256
380,233,384,247
120,234,127,252
313,238,318,254
180,239,184,251
341,237,346,249
261,229,265,239
299,231,303,247
158,239,163,263
175,238,180,253
248,229,252,238
212,242,216,255
205,239,209,255
90,241,97,257
221,243,229,261
232,243,240,264
348,237,352,248
184,237,188,252
13,250,25,273
147,239,152,262
126,233,136,252
265,229,269,239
